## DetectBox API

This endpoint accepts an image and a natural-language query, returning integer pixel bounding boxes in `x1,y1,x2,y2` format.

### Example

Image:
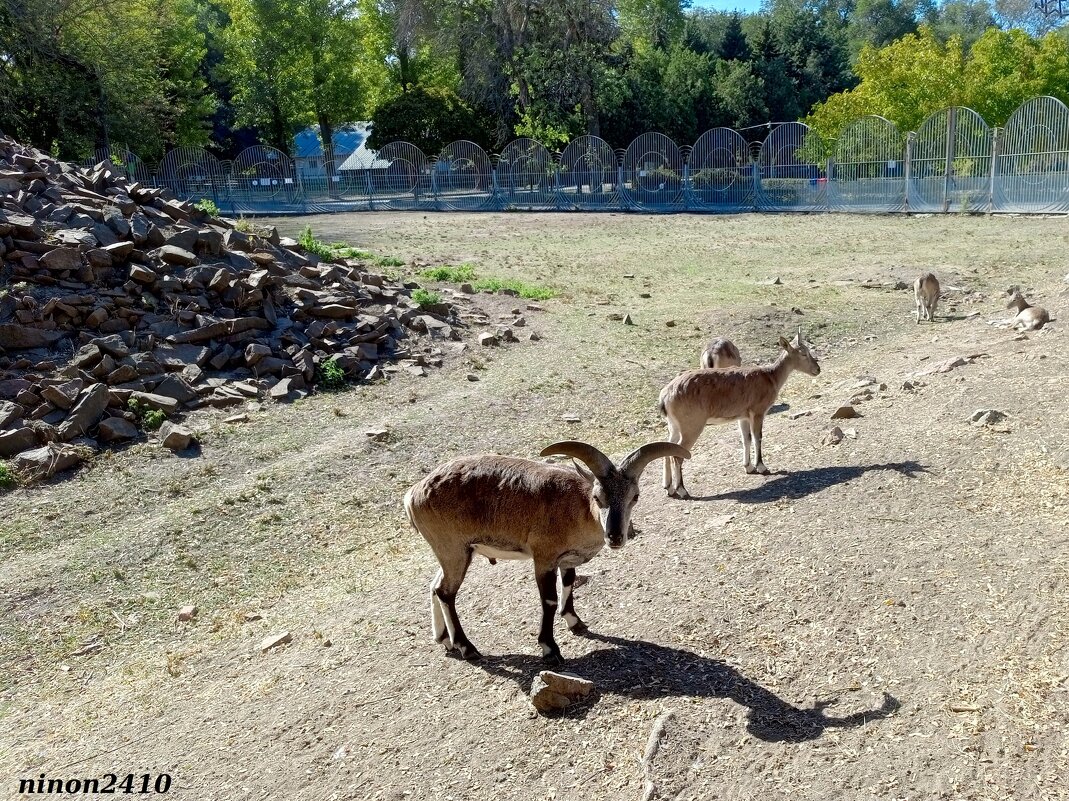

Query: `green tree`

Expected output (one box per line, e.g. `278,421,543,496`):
618,0,688,50
368,86,491,154
0,0,217,159
847,0,919,53
718,12,751,61
222,0,390,158
805,24,1069,147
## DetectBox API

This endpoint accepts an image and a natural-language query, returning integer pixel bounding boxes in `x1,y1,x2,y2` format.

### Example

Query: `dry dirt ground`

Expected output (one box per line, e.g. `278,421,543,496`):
2,212,1068,801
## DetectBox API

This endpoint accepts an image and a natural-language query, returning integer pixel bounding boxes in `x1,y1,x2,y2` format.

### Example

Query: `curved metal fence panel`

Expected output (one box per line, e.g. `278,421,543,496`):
756,123,827,211
558,136,618,210
435,141,494,211
908,107,993,213
83,146,150,183
158,147,225,203
230,145,299,209
688,128,753,211
994,95,1069,213
621,133,685,211
496,138,558,210
828,116,906,212
147,97,1069,216
367,142,431,211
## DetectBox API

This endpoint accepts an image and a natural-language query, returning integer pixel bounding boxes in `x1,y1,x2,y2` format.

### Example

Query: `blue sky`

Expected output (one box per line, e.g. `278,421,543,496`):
690,0,766,12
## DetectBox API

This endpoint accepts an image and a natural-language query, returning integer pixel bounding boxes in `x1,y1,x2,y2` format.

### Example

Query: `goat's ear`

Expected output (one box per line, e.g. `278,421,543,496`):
778,336,792,350
571,459,596,486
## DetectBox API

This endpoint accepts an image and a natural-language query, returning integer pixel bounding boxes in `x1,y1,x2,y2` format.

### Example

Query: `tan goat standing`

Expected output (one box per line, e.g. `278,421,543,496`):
658,332,821,498
700,338,742,369
914,272,940,323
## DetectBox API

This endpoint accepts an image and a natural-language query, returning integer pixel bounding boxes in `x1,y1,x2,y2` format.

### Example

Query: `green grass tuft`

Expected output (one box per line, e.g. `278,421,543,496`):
315,359,348,392
472,277,555,300
420,264,477,282
411,289,442,308
193,199,220,217
0,462,15,492
418,263,555,299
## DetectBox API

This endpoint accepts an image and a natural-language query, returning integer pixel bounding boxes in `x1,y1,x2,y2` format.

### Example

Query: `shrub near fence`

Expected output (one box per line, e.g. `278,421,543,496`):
89,96,1069,216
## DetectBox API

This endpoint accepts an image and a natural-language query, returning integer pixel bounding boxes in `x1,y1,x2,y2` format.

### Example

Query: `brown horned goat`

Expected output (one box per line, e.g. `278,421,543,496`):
404,439,690,664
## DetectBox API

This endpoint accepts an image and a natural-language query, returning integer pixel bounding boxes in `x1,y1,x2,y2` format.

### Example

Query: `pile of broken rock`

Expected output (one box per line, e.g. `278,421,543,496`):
0,136,475,482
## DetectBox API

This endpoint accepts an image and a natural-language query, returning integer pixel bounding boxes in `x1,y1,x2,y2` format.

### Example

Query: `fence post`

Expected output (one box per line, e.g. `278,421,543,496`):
942,106,957,213
751,159,760,212
988,127,1000,213
904,132,914,212
825,155,835,211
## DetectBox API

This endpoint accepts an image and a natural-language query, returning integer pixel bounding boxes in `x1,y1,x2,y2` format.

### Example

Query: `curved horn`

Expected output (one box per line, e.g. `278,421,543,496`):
619,442,691,480
540,441,614,478
793,326,803,345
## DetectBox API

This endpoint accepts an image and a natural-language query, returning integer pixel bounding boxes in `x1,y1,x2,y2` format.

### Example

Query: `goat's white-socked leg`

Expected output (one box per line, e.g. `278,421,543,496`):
559,567,586,634
536,563,563,665
663,419,681,490
738,419,753,473
432,549,480,660
668,426,700,499
429,568,447,643
751,412,770,475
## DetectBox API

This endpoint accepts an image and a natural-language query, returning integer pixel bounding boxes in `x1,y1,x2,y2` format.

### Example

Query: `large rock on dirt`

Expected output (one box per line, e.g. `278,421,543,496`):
0,400,24,428
0,324,64,351
56,383,110,440
0,427,37,458
97,417,139,443
38,247,82,272
158,421,194,451
529,671,595,713
13,442,85,478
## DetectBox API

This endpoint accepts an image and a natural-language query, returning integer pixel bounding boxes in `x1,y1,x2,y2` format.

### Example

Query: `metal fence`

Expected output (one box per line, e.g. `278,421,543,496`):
89,96,1069,216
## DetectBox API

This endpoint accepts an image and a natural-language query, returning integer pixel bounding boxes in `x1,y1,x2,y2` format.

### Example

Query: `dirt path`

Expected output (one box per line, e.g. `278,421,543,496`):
2,213,1067,800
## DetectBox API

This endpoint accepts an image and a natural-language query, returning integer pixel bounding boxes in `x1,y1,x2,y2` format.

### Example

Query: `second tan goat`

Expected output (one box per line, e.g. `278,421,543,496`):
1007,289,1050,331
914,272,940,323
700,338,742,369
659,332,821,498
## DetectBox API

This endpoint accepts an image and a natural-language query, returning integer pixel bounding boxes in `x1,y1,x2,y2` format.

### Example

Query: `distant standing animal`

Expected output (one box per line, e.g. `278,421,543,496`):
1006,289,1050,331
914,272,940,323
404,439,690,664
659,331,821,498
700,338,742,369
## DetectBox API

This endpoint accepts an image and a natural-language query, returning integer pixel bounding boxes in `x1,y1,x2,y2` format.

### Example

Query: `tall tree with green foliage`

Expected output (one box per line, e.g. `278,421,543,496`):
222,0,390,158
0,0,217,159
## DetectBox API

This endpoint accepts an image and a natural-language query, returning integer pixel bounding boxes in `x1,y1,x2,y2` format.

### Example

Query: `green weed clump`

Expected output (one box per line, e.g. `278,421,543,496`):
0,463,16,492
297,229,404,269
315,359,347,392
472,277,554,300
411,289,442,308
297,225,335,259
419,263,555,300
193,199,220,217
419,264,476,282
128,398,166,430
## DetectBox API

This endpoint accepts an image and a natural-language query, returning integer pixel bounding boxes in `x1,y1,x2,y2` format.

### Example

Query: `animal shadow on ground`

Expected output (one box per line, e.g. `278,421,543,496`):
475,632,901,741
693,461,928,503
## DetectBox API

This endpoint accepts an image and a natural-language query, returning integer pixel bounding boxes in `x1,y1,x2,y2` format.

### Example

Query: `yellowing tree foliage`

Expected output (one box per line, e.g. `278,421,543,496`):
806,25,1069,146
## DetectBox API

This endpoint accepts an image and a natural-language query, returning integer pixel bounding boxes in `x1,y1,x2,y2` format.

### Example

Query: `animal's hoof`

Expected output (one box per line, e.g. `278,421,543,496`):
755,464,770,476
542,651,564,667
568,619,588,635
744,465,756,474
460,644,482,661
